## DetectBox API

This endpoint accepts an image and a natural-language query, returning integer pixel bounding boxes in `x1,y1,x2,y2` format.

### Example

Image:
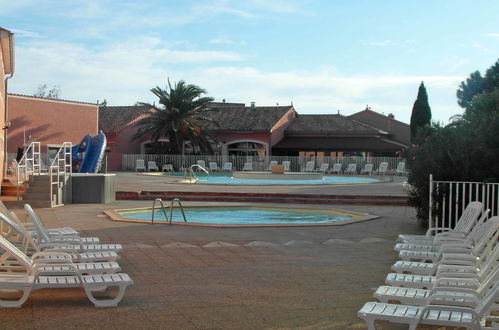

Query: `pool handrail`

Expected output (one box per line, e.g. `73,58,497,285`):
151,198,187,224
184,164,209,183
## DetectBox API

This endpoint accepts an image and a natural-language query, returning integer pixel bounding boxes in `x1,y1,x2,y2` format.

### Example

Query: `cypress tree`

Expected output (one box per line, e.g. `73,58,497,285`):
410,82,432,141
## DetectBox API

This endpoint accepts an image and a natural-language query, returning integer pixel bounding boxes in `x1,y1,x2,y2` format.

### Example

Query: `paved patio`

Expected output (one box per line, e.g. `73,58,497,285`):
0,174,442,329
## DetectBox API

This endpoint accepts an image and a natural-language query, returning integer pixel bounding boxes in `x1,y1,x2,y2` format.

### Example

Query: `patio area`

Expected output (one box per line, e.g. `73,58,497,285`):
0,194,430,329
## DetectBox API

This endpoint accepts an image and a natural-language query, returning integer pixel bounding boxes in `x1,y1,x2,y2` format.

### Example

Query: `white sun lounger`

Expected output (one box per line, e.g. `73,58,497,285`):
208,162,219,171
0,213,119,263
358,283,498,330
222,162,232,172
282,161,290,172
242,162,253,171
303,161,315,172
373,162,388,175
360,164,373,175
391,228,499,276
345,163,357,174
398,201,484,243
394,210,489,252
316,163,329,173
0,271,133,308
0,201,96,242
25,204,122,253
397,215,496,262
374,266,498,307
330,163,342,174
0,235,120,275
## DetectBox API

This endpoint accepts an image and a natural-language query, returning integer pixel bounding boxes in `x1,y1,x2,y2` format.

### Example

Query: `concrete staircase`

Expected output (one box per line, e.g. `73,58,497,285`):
21,175,52,208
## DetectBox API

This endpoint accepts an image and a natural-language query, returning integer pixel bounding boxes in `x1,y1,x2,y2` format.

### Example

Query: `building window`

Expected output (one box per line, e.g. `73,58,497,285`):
227,141,266,156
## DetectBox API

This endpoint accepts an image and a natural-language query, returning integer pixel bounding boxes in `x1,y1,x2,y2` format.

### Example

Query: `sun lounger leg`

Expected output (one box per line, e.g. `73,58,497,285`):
84,283,128,307
0,287,32,308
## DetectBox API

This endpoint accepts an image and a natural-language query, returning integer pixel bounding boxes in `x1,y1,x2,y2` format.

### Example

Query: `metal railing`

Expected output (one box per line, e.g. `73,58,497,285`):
429,174,498,231
49,142,72,207
16,142,42,199
151,198,187,224
183,164,209,183
123,154,405,174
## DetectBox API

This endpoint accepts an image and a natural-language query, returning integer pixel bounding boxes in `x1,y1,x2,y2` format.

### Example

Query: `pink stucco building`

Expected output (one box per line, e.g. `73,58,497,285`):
7,94,99,158
100,101,410,171
0,27,15,185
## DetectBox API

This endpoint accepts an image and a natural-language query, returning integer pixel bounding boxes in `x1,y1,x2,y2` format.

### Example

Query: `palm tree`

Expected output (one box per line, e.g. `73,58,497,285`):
132,80,218,154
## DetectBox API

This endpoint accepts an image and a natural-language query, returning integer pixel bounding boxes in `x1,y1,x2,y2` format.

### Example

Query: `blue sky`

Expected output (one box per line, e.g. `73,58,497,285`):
2,0,498,123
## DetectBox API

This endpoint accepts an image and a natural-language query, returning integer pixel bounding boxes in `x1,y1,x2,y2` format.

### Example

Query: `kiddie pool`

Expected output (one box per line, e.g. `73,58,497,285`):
103,205,378,228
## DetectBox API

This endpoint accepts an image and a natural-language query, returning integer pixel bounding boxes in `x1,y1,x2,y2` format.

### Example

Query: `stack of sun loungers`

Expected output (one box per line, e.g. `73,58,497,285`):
358,201,499,329
0,202,133,308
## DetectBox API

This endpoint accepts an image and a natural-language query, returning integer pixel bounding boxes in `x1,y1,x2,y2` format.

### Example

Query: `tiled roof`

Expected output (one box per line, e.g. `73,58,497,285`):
99,105,150,134
273,136,404,152
349,109,410,145
202,104,294,131
284,114,382,134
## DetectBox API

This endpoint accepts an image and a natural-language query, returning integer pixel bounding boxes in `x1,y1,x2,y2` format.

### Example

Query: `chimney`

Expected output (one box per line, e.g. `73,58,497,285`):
222,99,226,103
388,113,395,119
250,101,256,111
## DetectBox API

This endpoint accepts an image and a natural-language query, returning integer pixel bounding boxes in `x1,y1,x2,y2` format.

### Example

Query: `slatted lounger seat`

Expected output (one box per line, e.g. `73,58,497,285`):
397,201,484,243
0,213,120,263
0,273,133,308
398,214,495,263
394,210,490,252
25,204,122,253
0,201,100,244
374,267,498,307
0,235,121,276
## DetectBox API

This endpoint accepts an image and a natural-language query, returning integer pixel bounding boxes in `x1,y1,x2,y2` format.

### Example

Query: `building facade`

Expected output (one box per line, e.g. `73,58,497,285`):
100,102,410,171
0,27,14,184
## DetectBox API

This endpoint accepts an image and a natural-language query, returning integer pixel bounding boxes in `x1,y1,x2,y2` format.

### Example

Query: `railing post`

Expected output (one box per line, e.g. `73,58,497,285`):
428,174,433,230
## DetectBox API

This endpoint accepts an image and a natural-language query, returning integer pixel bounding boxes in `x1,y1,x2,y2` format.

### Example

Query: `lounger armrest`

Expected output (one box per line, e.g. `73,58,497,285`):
439,254,479,266
44,239,85,250
38,243,81,252
435,231,467,239
438,244,473,254
436,265,479,278
31,251,74,263
426,292,479,308
48,235,83,243
434,277,479,289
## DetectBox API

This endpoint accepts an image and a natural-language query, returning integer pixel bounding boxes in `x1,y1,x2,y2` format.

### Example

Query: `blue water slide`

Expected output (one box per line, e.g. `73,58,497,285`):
79,132,107,173
72,134,92,170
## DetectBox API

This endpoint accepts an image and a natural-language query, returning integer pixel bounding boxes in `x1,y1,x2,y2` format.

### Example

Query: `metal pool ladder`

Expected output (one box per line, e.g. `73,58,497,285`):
183,164,209,183
151,198,187,224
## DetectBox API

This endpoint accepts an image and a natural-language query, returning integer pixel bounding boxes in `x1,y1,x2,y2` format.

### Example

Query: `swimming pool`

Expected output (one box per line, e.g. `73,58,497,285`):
105,206,377,227
143,173,381,185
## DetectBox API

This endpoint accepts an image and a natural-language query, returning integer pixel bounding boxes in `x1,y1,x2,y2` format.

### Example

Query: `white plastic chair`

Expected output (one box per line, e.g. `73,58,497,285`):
209,162,219,172
282,161,290,172
267,161,278,171
360,164,373,175
222,162,232,172
242,162,253,171
147,161,158,172
316,163,329,173
162,164,174,172
374,162,388,175
303,161,315,172
330,163,342,174
395,161,407,175
345,163,357,174
135,159,146,172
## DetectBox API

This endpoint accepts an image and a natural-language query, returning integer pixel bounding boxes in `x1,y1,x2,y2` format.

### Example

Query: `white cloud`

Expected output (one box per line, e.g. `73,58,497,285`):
10,29,42,39
484,33,499,39
210,38,246,45
9,38,463,125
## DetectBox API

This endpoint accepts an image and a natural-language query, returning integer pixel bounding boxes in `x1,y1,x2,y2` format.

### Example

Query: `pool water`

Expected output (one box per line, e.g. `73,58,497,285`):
118,206,356,225
164,174,380,185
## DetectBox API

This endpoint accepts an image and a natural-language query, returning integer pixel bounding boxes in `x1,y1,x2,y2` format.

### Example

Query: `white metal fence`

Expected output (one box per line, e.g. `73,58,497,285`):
122,154,406,173
429,174,498,231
